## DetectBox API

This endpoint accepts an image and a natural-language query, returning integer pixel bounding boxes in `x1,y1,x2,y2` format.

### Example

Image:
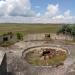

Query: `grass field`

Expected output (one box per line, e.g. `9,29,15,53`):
0,23,61,35
25,49,67,66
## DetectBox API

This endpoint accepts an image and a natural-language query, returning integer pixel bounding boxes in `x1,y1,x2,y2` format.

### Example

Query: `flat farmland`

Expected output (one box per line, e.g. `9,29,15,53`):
0,23,61,35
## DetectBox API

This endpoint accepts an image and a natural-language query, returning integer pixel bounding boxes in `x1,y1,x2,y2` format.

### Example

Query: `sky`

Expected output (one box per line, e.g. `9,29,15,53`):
0,0,75,23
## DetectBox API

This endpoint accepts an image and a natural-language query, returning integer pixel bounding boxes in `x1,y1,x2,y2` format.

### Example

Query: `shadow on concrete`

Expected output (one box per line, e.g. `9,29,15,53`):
7,72,15,75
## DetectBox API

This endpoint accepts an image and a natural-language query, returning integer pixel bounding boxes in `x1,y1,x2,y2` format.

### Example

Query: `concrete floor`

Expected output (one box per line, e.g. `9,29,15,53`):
0,34,75,75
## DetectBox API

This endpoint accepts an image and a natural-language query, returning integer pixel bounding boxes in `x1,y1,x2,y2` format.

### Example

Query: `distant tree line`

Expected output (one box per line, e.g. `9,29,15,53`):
57,24,75,39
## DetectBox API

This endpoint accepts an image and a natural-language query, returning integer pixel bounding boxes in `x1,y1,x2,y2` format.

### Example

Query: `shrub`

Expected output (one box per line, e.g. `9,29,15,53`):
16,32,23,40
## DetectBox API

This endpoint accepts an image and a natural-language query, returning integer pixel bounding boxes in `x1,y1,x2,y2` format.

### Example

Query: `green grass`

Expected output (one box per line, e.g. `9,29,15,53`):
26,54,67,66
63,40,75,45
0,23,61,35
25,50,67,66
0,41,15,47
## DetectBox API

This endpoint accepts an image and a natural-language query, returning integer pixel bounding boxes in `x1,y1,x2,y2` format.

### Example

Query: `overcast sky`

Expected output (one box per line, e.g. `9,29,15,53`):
0,0,75,23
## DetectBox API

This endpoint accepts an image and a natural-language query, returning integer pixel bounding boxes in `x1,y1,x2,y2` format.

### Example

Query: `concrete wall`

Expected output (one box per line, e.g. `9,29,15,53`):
0,34,17,43
24,33,73,41
0,53,7,75
0,36,4,43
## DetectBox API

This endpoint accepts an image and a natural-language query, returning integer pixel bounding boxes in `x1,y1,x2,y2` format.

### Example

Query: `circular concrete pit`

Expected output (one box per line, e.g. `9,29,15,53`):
23,46,68,67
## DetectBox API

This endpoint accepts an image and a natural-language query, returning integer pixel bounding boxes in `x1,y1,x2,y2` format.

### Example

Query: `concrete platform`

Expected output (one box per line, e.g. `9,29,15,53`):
0,51,7,75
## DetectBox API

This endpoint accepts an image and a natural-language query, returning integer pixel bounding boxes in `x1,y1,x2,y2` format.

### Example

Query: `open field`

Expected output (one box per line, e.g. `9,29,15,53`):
0,23,61,35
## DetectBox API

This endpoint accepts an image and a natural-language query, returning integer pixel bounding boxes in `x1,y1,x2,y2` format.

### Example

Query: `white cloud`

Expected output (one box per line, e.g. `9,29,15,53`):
0,15,75,24
0,1,75,23
52,10,73,20
45,4,59,17
0,0,36,17
64,10,71,17
52,10,75,23
52,15,64,19
43,4,75,23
